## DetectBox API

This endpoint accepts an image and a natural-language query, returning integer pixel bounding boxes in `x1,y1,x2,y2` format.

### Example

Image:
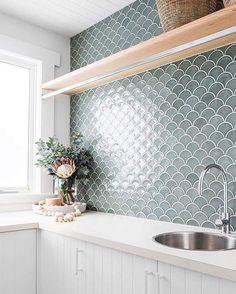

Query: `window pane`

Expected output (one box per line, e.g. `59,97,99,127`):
0,61,30,188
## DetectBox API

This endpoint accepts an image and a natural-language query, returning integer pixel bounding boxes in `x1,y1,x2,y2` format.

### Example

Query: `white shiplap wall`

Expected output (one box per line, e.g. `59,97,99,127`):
0,0,136,36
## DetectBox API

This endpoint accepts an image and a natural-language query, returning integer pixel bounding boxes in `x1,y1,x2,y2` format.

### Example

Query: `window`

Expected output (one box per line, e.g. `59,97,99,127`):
0,54,39,193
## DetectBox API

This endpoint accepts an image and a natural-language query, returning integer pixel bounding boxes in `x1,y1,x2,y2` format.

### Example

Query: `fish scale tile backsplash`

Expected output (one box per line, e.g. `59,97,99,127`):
70,0,236,230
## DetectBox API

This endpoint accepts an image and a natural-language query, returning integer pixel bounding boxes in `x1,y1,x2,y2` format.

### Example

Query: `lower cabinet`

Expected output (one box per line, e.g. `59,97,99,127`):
84,242,158,294
38,230,236,294
1,229,236,294
37,230,159,294
0,229,36,294
159,262,236,294
37,230,79,294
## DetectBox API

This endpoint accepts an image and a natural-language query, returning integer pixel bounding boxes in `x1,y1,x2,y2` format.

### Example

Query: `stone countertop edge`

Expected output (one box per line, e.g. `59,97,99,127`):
0,210,236,282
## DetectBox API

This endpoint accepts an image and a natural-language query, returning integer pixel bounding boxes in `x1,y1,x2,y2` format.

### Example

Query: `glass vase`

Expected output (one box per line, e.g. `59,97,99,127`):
54,177,76,205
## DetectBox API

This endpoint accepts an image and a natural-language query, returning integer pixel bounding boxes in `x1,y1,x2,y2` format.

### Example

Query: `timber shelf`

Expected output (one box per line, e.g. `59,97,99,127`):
42,5,236,99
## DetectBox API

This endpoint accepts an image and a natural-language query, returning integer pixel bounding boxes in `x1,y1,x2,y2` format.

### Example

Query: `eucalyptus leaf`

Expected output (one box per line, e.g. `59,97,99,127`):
35,132,93,182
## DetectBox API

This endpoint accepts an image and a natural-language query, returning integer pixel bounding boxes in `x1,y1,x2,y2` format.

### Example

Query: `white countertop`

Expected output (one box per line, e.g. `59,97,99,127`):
0,210,236,282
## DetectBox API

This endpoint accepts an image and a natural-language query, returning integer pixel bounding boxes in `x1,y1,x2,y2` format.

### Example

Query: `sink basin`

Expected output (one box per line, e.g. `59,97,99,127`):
153,231,236,251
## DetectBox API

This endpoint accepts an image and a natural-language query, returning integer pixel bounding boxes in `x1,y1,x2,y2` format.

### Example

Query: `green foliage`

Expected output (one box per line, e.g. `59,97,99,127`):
35,132,93,183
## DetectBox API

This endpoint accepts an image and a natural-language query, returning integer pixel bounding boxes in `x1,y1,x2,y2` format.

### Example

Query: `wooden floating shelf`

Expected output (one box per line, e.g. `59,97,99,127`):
42,5,236,98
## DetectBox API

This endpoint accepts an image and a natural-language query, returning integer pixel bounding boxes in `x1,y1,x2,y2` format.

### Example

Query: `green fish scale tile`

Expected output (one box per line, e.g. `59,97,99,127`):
70,0,236,231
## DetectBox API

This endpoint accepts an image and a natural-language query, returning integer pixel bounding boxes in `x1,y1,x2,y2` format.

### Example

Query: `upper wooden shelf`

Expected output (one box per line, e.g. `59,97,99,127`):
42,5,236,98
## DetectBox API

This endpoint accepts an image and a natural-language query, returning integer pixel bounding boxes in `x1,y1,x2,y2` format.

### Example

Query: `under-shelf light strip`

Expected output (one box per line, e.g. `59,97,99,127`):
42,26,236,99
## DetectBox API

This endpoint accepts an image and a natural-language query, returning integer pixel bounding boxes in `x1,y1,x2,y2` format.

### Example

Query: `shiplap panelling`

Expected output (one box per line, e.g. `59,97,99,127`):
38,230,236,294
37,230,159,294
0,0,136,36
37,230,79,294
0,230,36,294
159,262,236,294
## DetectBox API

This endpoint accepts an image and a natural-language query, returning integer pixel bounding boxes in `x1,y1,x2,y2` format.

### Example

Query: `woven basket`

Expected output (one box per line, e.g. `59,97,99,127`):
156,0,217,32
223,0,236,6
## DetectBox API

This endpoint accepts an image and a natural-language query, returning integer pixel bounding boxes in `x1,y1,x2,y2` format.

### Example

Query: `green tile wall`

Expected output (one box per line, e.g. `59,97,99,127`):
71,0,236,230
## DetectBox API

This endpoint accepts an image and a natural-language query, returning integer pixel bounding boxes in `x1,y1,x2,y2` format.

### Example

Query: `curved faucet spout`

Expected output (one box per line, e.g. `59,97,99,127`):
198,164,230,234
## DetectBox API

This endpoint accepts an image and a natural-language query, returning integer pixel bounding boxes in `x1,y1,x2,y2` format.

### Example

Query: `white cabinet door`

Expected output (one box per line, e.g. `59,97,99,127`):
37,230,63,294
159,262,236,294
84,242,158,294
0,229,36,294
37,230,85,294
38,230,159,294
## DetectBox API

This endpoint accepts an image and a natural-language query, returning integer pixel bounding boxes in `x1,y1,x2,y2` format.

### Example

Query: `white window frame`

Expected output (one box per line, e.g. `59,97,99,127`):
0,34,64,211
0,51,42,194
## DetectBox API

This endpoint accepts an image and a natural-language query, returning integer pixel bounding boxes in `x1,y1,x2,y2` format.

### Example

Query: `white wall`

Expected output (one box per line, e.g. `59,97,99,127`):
0,11,70,144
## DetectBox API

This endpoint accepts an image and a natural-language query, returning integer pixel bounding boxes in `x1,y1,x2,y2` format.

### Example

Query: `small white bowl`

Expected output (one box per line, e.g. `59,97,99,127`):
32,202,87,214
43,204,75,214
74,202,86,213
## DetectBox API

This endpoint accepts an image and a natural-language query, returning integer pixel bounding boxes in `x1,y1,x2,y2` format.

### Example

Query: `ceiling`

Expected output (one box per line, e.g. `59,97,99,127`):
0,0,136,37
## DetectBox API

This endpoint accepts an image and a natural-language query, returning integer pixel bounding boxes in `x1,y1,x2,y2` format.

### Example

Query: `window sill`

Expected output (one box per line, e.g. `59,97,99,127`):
0,193,54,213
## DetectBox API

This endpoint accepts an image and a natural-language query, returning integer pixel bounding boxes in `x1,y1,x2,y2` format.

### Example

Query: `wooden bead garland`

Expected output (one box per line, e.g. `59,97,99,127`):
34,204,82,223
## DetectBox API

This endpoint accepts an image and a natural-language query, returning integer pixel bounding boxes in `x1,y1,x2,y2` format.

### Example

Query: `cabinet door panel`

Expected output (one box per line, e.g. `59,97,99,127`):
171,265,186,294
146,258,159,294
38,230,82,294
133,255,146,294
159,262,171,294
85,242,158,294
111,249,123,294
0,229,36,294
102,247,113,294
121,252,133,294
202,274,220,294
220,278,236,294
133,256,158,294
159,262,236,294
37,230,64,294
185,270,202,294
85,242,101,294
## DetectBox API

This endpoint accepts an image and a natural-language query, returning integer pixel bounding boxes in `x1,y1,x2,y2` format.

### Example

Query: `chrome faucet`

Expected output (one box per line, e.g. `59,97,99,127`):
198,164,230,234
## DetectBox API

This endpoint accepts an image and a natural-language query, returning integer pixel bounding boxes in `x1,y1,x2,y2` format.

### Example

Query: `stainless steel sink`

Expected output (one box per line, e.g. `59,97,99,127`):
153,231,236,251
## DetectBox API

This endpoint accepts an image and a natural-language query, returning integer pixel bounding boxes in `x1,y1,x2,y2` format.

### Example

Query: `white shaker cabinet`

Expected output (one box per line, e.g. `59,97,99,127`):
0,229,36,294
159,262,236,294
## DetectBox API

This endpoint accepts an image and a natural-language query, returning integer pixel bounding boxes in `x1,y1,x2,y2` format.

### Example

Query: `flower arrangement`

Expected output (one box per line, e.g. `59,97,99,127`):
35,131,92,204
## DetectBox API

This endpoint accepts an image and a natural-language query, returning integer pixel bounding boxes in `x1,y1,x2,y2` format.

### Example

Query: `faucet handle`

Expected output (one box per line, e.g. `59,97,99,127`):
215,218,223,228
215,206,223,228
